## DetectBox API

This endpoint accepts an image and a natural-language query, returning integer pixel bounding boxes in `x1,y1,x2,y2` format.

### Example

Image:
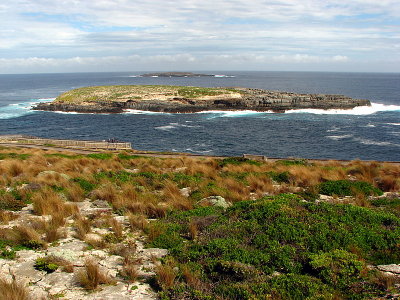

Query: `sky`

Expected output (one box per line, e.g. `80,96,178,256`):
0,0,399,74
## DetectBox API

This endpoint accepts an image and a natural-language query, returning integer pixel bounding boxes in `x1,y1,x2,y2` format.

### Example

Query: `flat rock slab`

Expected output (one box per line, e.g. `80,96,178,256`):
377,264,400,274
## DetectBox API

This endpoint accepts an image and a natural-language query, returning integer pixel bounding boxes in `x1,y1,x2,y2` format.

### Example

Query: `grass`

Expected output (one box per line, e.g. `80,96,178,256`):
54,85,241,104
0,147,400,299
0,277,30,300
75,259,114,290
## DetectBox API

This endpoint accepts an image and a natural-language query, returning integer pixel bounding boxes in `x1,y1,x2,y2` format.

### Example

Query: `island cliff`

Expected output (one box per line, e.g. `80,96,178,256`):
33,85,371,114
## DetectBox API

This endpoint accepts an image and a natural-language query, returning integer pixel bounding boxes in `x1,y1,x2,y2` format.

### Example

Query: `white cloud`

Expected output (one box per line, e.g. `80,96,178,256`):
0,0,399,72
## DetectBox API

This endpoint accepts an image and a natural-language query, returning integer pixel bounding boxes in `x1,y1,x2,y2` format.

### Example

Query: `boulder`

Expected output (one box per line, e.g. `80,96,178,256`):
198,196,232,209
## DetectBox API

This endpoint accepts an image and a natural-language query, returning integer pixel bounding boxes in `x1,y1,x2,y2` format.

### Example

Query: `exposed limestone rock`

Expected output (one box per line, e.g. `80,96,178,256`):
33,86,371,114
37,170,71,180
377,264,400,275
0,196,165,299
198,195,232,209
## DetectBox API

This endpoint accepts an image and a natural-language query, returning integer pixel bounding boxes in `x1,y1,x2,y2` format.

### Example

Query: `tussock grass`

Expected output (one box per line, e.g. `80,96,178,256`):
0,210,17,224
0,277,30,300
75,259,114,290
74,215,92,240
1,225,44,249
128,213,148,231
32,188,78,217
155,263,176,289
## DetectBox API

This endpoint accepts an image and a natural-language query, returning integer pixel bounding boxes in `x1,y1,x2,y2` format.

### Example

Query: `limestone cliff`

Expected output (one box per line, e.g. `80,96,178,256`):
32,86,371,114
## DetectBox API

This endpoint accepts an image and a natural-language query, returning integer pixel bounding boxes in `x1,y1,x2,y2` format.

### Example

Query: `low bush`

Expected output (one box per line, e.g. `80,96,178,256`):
147,194,400,299
318,180,383,196
34,257,59,273
309,249,365,288
218,157,261,167
267,171,291,183
86,153,113,160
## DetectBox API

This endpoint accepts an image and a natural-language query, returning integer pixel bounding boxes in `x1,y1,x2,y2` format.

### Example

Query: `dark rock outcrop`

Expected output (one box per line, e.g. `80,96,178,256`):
33,87,371,114
140,72,213,77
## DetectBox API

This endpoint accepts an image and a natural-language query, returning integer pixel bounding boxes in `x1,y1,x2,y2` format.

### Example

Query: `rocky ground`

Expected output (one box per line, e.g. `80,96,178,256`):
0,197,167,299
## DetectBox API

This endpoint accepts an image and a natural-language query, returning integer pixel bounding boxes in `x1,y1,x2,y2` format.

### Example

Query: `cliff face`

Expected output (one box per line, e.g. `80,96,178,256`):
32,87,371,114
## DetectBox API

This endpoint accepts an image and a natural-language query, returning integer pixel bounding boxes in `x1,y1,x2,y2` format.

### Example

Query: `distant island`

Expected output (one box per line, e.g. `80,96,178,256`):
140,72,214,77
33,85,371,114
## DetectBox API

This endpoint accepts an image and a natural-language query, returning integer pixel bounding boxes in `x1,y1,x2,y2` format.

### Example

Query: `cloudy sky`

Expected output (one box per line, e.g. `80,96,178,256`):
1,0,399,73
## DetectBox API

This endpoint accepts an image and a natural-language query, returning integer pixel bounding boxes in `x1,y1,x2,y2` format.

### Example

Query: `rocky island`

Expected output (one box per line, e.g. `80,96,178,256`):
33,85,371,114
140,72,214,77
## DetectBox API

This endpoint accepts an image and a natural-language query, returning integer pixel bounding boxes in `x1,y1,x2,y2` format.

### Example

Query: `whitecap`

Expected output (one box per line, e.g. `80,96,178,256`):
285,103,400,115
197,110,269,118
386,123,400,126
124,109,170,115
327,126,341,132
353,137,400,147
326,134,353,140
0,98,54,119
154,122,201,131
155,123,179,131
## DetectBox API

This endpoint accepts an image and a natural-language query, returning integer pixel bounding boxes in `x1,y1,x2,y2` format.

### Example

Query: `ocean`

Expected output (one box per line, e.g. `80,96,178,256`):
0,71,399,161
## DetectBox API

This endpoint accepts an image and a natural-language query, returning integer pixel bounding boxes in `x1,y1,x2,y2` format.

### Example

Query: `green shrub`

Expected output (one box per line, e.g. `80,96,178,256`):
267,171,291,183
147,194,400,299
72,178,96,193
34,257,59,273
218,157,261,167
371,197,400,207
277,159,310,166
0,249,16,259
86,153,113,160
117,153,144,160
264,274,333,299
0,153,30,160
309,250,365,288
45,153,82,159
318,180,383,196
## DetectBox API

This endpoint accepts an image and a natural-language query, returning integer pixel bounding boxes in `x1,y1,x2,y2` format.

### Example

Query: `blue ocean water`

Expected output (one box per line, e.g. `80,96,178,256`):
0,71,399,161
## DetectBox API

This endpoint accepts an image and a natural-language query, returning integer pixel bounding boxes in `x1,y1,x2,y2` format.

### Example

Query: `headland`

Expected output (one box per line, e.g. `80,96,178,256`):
32,85,371,114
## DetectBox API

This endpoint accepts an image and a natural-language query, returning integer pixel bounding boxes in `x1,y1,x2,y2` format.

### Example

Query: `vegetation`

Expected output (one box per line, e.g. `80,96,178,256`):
0,146,399,298
54,85,241,104
148,194,400,299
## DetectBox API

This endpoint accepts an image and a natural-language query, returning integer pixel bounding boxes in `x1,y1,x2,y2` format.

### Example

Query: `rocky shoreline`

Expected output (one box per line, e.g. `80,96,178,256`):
32,87,371,114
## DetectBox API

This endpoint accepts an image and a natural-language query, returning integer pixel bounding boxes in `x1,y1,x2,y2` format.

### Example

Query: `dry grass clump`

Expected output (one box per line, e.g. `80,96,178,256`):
30,215,67,243
75,259,114,290
0,276,30,300
92,183,118,203
0,210,17,224
65,183,85,202
182,265,202,289
6,161,25,178
32,188,78,217
109,218,124,240
155,263,177,289
1,225,44,248
74,215,92,240
162,180,193,210
128,214,149,231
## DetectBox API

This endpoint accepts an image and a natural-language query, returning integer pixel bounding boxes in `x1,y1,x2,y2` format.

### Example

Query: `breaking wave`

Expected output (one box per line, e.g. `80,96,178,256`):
0,98,54,119
285,103,400,115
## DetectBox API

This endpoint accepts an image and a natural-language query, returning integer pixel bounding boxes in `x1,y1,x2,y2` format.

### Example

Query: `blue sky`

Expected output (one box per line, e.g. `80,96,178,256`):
0,0,399,73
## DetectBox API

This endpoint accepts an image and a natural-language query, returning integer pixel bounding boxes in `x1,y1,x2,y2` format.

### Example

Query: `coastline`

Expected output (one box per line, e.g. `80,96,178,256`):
32,85,371,114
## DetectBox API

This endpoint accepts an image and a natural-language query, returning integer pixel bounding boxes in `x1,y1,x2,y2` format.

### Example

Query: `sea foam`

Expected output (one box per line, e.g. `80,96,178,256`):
0,98,54,119
285,103,400,115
